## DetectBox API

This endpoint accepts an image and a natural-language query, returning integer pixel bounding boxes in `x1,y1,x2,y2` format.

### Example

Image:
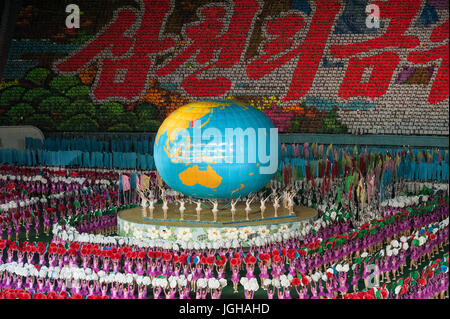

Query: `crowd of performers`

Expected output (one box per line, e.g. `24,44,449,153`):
0,166,131,241
136,183,295,222
136,175,444,226
0,165,449,299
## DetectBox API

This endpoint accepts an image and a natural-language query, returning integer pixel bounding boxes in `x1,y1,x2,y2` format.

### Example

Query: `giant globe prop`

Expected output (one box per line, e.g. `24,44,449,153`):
153,100,279,199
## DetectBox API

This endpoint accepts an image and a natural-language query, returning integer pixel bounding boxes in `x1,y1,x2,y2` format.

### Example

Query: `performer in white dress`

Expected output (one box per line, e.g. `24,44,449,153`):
282,188,290,209
208,199,219,222
287,191,296,215
230,198,238,222
270,184,278,197
161,196,168,220
245,195,255,221
137,187,147,207
136,187,148,218
177,197,186,220
159,186,166,200
272,194,280,217
259,195,269,219
189,198,202,221
148,195,156,219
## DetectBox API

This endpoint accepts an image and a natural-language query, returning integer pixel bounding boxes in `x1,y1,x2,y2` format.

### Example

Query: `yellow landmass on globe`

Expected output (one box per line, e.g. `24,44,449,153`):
178,164,222,189
155,101,233,146
231,184,245,193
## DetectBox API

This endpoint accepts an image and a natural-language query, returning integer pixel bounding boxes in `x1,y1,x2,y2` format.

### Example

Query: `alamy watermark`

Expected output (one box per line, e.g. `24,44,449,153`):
170,121,279,175
366,264,379,289
366,4,380,29
65,4,80,29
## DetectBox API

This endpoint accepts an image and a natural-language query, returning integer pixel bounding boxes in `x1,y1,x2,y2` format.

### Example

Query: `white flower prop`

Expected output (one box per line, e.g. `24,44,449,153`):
145,226,160,240
219,278,227,288
176,228,193,241
207,228,221,241
239,227,253,240
240,277,249,286
419,236,426,246
143,277,151,286
208,278,220,290
231,239,240,249
249,278,259,291
160,278,168,288
280,276,290,288
159,227,171,240
257,226,269,237
179,278,188,287
272,278,280,288
197,278,207,289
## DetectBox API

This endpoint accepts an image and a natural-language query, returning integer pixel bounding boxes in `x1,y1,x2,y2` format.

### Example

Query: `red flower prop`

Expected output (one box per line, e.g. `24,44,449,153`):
301,276,309,286
292,278,301,286
230,258,241,266
287,249,296,259
163,253,172,261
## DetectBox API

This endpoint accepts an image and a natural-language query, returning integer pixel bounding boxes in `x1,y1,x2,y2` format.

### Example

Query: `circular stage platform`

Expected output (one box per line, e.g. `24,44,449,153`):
117,203,318,246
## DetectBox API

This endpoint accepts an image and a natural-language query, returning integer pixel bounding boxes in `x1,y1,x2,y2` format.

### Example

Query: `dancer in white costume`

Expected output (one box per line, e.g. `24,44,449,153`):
230,197,238,222
287,191,296,215
259,195,270,219
245,195,255,221
158,186,169,219
148,195,156,219
137,187,147,207
161,196,168,220
208,199,219,222
136,186,148,218
176,196,186,220
159,186,166,200
270,184,278,197
189,198,202,221
282,188,290,209
272,194,280,217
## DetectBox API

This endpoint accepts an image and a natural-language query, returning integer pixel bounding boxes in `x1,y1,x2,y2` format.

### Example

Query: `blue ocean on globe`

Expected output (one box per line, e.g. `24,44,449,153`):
153,100,279,199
